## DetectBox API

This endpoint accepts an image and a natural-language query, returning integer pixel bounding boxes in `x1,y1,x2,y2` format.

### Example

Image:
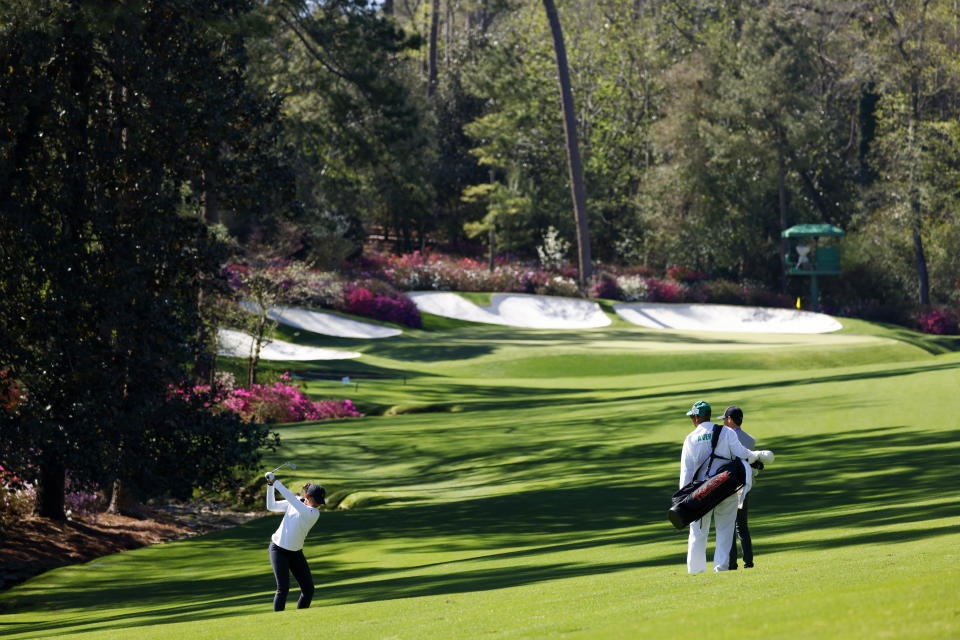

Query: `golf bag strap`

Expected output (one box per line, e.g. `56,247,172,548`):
692,423,723,483
695,424,726,528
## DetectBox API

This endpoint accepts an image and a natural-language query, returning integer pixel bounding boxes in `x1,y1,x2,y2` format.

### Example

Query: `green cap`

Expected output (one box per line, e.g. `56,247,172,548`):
686,401,711,417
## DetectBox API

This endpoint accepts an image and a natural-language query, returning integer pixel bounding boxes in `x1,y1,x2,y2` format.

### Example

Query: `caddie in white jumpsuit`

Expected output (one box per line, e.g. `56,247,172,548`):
680,401,760,574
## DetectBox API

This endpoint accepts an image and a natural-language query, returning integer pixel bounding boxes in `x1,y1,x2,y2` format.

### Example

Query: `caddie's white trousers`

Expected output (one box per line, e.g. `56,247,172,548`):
687,493,739,574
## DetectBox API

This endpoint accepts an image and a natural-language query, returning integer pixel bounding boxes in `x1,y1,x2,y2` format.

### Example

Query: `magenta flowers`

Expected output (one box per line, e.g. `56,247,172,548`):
169,372,363,424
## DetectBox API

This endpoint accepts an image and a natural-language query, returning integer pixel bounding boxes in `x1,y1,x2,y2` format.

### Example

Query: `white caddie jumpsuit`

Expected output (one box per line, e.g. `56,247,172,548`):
680,422,758,574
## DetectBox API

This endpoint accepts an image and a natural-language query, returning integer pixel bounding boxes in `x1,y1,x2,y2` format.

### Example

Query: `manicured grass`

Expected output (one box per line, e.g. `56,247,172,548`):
2,311,958,639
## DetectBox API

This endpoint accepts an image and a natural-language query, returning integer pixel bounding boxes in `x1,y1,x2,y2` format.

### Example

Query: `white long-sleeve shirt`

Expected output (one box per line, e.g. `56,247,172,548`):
679,422,758,488
267,480,320,551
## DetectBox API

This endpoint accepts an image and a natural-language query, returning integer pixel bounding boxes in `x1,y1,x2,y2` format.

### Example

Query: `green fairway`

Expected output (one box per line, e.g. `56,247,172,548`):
2,310,959,639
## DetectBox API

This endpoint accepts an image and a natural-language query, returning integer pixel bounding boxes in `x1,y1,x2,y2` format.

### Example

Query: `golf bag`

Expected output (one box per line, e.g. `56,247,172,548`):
668,424,747,530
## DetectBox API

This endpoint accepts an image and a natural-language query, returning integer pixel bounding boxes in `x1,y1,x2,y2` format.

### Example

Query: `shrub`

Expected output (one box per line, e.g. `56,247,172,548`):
536,226,570,272
306,274,346,309
170,373,363,424
617,274,650,301
537,275,581,298
917,308,960,335
590,274,622,300
1,368,26,414
342,285,422,328
1,462,104,524
222,373,364,423
359,250,564,295
0,463,36,525
666,266,704,282
702,279,747,305
829,300,907,325
646,277,689,303
701,280,792,308
64,474,102,522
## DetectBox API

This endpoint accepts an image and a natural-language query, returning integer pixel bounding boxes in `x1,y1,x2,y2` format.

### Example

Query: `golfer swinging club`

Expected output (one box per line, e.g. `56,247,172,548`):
265,471,325,611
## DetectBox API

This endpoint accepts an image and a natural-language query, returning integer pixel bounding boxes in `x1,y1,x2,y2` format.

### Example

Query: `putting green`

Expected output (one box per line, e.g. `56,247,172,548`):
2,312,958,639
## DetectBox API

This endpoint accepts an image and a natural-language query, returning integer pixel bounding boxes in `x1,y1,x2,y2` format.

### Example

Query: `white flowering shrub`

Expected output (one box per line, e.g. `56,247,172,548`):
618,274,650,301
536,226,570,272
539,275,582,297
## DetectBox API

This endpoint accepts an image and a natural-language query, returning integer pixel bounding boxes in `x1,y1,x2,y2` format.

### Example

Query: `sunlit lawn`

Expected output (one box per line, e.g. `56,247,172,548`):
1,309,958,639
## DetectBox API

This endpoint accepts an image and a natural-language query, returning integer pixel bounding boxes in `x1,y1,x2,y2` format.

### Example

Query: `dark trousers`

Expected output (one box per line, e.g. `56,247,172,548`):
728,495,753,569
269,542,315,611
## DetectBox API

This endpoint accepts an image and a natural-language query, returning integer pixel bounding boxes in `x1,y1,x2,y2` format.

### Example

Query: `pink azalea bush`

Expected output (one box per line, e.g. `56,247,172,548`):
226,249,798,317
1,460,103,524
0,462,36,525
365,250,560,294
342,284,422,328
589,273,622,300
917,308,959,335
170,372,363,424
64,474,102,522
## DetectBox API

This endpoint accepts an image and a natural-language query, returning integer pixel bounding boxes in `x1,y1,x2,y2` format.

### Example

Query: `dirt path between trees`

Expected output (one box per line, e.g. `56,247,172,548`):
0,504,263,593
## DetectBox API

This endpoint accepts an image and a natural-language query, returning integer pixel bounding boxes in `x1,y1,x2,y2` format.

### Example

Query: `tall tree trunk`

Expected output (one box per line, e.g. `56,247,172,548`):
194,159,219,385
488,227,496,272
488,169,496,272
107,478,147,519
907,95,930,306
193,286,214,386
542,0,593,288
779,148,789,294
382,0,393,14
37,458,66,520
428,0,440,97
912,215,930,305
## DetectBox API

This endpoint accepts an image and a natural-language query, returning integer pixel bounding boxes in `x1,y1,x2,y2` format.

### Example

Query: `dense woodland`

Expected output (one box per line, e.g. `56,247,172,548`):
2,0,960,518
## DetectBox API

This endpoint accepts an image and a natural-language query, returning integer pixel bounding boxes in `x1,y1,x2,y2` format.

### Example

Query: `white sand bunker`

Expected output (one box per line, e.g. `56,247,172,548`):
275,306,402,338
240,303,401,338
613,303,842,334
408,292,611,329
217,329,361,360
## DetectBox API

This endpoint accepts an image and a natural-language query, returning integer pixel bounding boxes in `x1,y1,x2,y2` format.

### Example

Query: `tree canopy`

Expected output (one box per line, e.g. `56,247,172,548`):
4,0,960,516
0,0,280,518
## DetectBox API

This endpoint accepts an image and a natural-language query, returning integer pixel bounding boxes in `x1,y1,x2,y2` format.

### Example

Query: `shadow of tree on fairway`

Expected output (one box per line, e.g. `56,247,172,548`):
617,359,960,406
740,426,960,541
4,423,958,638
340,358,960,417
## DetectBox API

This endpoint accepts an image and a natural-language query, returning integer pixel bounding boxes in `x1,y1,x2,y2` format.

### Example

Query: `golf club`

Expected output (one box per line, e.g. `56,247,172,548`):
270,461,297,474
265,461,297,482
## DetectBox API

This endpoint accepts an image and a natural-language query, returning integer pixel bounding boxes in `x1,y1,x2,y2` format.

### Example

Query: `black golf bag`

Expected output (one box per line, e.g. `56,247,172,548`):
668,424,747,530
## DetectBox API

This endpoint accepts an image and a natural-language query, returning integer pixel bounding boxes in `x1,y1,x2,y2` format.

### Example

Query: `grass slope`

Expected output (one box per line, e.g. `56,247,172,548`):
2,311,958,639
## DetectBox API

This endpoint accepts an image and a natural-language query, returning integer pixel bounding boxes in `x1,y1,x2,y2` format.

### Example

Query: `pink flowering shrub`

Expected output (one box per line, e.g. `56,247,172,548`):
171,373,363,424
646,277,690,303
167,380,231,414
0,462,36,525
342,285,422,328
590,274,622,300
64,474,102,522
367,250,557,294
224,249,800,315
917,308,959,335
1,462,104,524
